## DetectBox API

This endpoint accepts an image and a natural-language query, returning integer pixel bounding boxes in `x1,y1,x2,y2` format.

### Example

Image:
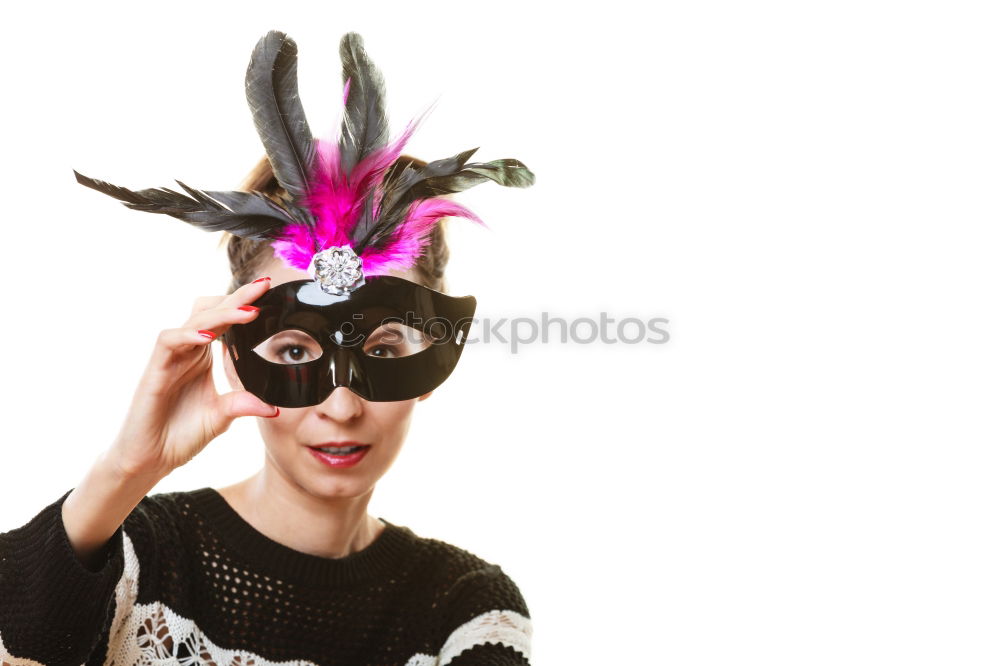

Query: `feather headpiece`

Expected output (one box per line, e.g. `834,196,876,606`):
74,30,534,294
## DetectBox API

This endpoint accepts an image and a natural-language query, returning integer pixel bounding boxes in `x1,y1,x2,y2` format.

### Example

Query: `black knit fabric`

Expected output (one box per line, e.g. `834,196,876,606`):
0,488,531,665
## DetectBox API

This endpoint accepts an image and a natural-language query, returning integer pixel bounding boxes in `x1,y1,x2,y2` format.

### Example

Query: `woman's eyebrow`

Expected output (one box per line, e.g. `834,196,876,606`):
367,327,406,343
271,330,319,342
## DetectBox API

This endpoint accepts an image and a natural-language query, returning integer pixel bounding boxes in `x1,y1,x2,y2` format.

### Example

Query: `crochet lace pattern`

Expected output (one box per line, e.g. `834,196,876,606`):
0,489,531,665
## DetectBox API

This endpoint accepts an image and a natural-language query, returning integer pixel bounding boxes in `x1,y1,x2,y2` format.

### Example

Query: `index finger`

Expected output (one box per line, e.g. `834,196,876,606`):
189,276,272,316
220,276,273,309
190,295,225,316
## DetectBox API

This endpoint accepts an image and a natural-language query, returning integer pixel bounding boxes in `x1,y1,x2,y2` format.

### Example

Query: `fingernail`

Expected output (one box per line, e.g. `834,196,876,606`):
238,305,260,313
252,276,271,284
197,329,216,340
266,406,280,418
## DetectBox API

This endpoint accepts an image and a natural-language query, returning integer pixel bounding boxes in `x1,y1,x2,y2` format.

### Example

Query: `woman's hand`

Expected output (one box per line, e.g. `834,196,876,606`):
62,277,278,569
108,276,278,480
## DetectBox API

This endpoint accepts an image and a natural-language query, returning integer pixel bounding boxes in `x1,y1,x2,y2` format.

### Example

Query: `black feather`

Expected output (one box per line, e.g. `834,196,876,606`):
245,30,316,218
353,149,536,250
338,33,390,177
351,189,379,251
73,170,294,240
439,158,536,190
349,148,477,248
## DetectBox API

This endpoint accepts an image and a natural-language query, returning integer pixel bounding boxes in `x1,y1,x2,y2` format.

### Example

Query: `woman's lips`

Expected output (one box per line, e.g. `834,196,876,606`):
307,443,371,468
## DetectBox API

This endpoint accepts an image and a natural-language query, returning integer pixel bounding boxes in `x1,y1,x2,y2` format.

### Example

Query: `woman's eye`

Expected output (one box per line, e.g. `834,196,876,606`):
278,345,310,363
368,345,397,359
252,330,323,365
363,323,431,358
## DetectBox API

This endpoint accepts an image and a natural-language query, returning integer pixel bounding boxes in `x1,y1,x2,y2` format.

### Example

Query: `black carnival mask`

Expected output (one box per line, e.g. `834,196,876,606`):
222,276,476,406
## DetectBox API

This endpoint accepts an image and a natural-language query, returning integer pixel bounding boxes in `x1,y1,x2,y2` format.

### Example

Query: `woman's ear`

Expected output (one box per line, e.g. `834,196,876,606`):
417,390,434,402
221,344,245,391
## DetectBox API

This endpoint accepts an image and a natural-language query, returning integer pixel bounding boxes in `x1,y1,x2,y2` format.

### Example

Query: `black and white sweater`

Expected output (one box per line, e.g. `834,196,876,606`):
0,488,531,665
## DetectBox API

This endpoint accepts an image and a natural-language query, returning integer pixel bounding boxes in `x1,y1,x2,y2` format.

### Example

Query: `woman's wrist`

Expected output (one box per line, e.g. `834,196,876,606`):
61,448,165,569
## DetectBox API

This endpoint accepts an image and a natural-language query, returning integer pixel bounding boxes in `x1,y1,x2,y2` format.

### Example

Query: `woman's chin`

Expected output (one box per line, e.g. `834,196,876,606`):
298,472,375,502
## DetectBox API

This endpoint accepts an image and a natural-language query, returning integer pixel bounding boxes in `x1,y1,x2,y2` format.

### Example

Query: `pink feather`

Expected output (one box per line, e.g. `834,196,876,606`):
267,103,478,279
361,199,486,276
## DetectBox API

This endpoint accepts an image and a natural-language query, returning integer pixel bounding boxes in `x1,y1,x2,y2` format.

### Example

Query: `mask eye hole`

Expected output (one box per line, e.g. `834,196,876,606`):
252,329,324,365
363,322,437,359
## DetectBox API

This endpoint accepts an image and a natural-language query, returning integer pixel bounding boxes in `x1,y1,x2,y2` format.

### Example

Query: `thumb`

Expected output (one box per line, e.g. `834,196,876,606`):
215,390,280,428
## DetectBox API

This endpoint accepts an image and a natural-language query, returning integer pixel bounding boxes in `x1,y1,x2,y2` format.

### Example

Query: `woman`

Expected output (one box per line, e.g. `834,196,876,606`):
0,30,534,665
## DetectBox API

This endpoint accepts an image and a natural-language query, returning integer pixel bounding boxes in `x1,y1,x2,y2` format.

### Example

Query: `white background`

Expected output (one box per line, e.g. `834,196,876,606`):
1,1,999,664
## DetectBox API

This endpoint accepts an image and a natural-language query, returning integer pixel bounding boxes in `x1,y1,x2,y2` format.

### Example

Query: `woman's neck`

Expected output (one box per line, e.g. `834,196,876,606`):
216,467,384,560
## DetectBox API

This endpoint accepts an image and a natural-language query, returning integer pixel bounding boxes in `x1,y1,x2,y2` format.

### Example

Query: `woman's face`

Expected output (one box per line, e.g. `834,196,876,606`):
222,255,432,502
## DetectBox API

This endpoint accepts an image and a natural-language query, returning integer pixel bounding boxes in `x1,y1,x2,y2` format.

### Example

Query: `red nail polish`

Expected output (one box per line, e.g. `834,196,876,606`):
252,276,271,284
197,329,216,340
238,305,260,313
266,406,280,418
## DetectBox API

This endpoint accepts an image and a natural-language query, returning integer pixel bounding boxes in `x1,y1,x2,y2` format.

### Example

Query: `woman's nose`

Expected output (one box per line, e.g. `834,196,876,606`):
315,386,364,421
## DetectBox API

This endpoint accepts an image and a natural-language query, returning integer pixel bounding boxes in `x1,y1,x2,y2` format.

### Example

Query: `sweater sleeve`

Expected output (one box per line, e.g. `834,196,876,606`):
437,564,533,666
0,489,125,665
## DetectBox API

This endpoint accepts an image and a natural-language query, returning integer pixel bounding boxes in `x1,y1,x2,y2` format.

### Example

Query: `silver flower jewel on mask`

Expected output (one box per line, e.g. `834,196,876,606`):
309,245,366,295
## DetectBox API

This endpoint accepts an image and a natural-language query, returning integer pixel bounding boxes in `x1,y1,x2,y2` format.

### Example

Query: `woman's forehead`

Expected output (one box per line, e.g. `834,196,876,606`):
261,254,419,288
